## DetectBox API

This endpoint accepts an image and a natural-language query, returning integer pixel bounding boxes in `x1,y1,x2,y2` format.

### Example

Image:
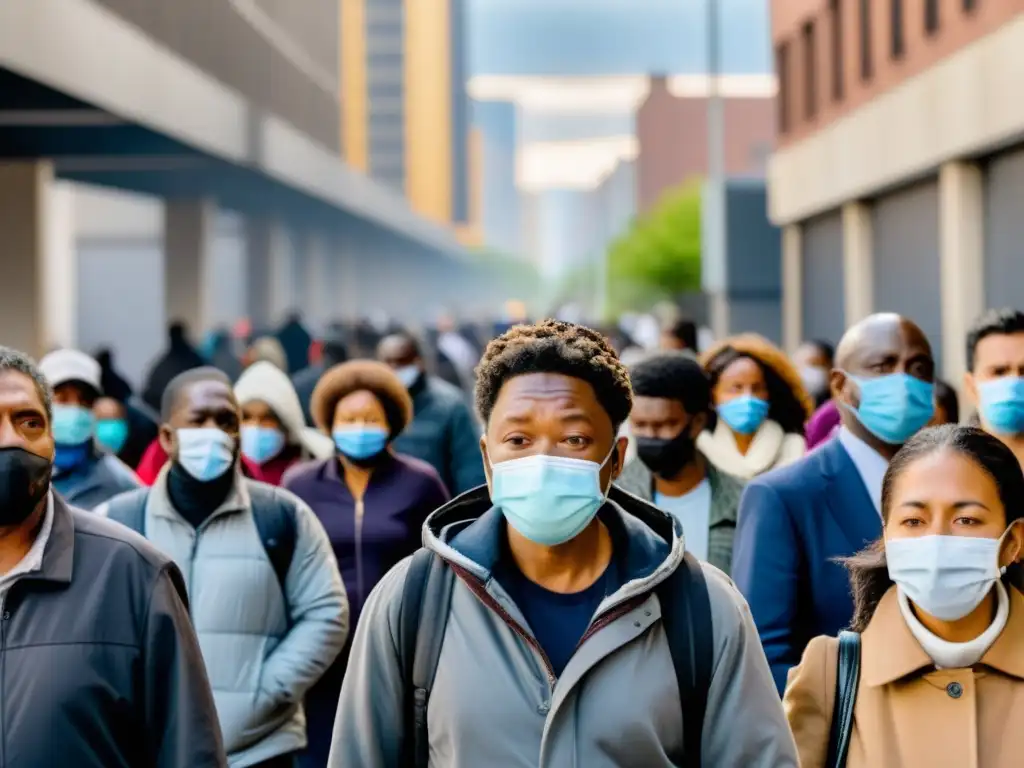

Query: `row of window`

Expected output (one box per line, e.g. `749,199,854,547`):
778,0,979,133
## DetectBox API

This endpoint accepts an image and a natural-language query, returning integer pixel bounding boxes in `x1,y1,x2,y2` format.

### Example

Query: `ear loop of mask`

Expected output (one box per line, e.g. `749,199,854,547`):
998,519,1023,575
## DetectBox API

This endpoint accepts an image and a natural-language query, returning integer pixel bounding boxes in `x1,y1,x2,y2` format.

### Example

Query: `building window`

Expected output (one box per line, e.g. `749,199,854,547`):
925,0,940,34
777,41,791,133
891,0,905,59
859,0,872,81
802,21,817,119
829,0,844,101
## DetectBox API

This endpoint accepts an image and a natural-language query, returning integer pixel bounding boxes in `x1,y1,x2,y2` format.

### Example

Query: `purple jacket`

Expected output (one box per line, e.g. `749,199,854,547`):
282,452,450,625
805,400,841,449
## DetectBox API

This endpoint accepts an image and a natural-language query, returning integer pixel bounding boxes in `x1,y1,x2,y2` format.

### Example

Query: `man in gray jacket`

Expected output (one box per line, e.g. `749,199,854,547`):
0,346,226,766
38,348,140,509
330,321,796,767
99,367,348,768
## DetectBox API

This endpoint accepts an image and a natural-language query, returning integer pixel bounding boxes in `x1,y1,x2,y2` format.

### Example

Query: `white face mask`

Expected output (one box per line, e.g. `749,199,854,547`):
176,427,236,482
886,531,1014,621
394,364,421,389
799,365,829,397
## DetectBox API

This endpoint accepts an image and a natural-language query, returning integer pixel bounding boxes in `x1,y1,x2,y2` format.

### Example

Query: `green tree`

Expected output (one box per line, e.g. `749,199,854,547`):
606,181,702,315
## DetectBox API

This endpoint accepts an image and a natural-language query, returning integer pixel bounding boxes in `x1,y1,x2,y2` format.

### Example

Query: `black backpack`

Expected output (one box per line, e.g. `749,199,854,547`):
105,483,297,592
396,546,713,768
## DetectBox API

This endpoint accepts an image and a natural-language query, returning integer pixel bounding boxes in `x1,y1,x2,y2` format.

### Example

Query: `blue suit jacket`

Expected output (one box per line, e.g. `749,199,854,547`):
731,438,882,693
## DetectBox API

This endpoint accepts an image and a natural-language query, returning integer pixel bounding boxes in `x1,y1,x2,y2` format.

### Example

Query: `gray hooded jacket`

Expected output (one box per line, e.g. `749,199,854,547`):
329,487,797,767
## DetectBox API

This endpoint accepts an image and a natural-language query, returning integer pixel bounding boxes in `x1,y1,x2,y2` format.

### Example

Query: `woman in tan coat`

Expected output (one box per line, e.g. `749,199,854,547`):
784,424,1024,767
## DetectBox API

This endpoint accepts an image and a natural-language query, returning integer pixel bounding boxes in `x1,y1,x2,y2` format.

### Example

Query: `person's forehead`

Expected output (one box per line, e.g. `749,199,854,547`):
180,379,233,408
494,373,603,415
975,332,1024,364
852,319,926,360
632,395,683,418
379,337,415,358
720,356,762,379
336,389,382,410
0,370,45,411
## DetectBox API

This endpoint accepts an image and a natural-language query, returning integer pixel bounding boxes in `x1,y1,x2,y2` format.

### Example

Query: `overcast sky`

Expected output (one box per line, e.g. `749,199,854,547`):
468,0,772,77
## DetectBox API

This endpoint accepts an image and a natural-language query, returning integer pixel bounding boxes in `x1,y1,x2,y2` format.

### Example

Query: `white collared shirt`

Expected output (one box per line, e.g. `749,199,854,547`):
0,492,55,611
837,426,888,515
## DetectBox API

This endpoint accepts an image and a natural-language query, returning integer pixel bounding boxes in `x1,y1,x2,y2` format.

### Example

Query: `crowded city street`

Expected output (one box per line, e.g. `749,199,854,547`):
0,1,1022,767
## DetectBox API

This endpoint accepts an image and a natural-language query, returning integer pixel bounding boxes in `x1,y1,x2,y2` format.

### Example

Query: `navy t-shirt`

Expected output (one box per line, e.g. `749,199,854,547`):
496,533,623,678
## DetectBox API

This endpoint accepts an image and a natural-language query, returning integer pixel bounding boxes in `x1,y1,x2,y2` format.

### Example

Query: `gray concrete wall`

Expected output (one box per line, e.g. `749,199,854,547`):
985,148,1024,312
872,180,943,368
801,211,844,345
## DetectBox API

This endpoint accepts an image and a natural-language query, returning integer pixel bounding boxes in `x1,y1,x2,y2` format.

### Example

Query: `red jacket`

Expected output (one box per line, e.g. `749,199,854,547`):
135,438,265,485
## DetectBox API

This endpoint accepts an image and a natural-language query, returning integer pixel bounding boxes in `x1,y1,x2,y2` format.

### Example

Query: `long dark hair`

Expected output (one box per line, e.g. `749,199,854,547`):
704,347,809,435
845,424,1024,631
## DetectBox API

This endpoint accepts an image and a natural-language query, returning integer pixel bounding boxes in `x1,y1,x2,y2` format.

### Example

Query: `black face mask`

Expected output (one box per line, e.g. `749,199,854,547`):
0,447,52,526
636,431,697,479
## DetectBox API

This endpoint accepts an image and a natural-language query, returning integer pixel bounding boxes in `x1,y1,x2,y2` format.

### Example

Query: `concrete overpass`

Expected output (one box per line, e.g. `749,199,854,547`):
0,0,476,358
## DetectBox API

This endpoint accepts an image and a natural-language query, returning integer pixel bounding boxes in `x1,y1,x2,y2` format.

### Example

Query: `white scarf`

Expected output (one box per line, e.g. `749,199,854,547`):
898,581,1010,669
696,419,805,479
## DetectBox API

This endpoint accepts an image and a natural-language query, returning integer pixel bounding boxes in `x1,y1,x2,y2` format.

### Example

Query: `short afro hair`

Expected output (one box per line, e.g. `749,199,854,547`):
311,360,413,438
630,351,711,417
475,319,633,430
161,367,233,422
0,346,52,421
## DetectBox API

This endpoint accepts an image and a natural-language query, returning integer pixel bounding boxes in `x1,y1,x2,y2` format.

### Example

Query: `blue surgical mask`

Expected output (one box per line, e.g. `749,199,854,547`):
95,418,130,455
333,424,389,460
52,404,95,447
886,532,1009,621
717,395,770,435
176,427,236,482
241,425,287,464
844,372,934,445
395,365,421,389
489,447,616,546
979,376,1024,435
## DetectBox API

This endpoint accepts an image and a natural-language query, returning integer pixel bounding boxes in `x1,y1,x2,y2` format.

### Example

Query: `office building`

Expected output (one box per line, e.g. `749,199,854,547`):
341,0,471,228
771,0,1023,384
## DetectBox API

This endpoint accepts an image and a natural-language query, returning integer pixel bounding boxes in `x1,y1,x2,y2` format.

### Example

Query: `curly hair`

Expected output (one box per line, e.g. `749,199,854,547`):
475,319,633,429
311,360,413,438
701,334,813,435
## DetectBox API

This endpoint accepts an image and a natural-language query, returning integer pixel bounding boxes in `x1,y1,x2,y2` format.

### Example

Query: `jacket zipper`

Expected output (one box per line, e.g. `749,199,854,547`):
450,564,558,688
452,565,652,685
0,593,7,767
355,498,366,608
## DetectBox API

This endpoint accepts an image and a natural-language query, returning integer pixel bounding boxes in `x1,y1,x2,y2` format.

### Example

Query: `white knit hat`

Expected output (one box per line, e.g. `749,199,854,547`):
39,349,102,394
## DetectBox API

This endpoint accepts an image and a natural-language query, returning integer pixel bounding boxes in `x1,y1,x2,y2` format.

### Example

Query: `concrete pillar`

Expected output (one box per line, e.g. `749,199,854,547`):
164,198,215,337
842,201,874,326
246,217,293,330
338,228,361,321
300,232,332,331
781,224,803,355
44,181,78,351
0,161,79,357
939,161,985,384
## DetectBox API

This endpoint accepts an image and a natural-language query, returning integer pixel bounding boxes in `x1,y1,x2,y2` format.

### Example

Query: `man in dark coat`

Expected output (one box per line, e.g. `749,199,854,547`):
0,345,226,766
141,322,206,413
293,325,350,427
378,332,485,494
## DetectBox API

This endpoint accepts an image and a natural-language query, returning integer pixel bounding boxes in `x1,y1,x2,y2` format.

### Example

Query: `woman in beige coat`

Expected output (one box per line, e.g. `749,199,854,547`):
785,424,1024,768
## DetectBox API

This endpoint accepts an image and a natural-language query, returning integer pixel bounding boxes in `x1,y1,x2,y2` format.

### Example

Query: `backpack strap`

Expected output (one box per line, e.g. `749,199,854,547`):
826,631,861,768
656,550,714,768
104,488,150,536
247,483,298,593
398,549,455,768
